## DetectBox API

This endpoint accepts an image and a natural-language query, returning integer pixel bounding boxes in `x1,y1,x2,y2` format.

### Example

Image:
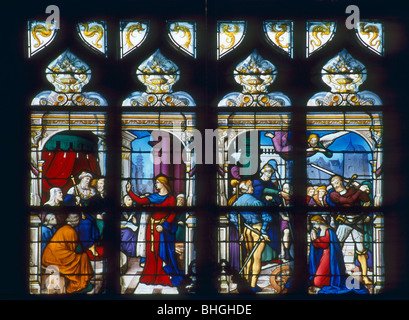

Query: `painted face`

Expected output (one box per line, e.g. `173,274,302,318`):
97,179,105,192
124,195,133,207
309,137,318,147
155,180,164,191
246,182,254,194
49,215,57,225
56,190,63,202
261,169,273,180
318,189,326,198
311,221,321,231
331,177,344,192
177,197,185,206
81,176,91,187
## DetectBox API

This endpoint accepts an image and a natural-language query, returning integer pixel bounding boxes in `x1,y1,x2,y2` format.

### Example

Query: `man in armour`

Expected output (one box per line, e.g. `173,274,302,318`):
326,175,373,285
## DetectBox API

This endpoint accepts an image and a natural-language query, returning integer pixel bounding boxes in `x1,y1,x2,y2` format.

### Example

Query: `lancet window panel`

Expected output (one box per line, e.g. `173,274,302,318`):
30,112,107,208
218,210,294,294
216,111,294,294
120,211,196,294
306,112,383,208
217,112,293,207
121,112,197,208
307,212,384,295
29,211,106,295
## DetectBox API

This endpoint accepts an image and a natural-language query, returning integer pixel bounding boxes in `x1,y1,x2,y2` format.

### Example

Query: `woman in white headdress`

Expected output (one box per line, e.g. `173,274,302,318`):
44,187,64,206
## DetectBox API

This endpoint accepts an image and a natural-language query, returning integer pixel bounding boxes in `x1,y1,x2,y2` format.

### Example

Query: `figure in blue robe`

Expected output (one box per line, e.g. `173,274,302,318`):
75,213,100,251
309,220,368,294
41,226,55,254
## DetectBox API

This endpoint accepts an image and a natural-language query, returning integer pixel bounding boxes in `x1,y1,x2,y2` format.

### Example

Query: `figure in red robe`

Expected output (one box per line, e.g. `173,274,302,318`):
326,175,371,207
126,175,182,287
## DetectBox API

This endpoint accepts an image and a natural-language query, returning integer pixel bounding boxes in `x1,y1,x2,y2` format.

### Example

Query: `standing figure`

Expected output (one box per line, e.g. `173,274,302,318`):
326,175,372,285
252,163,289,262
120,196,139,258
280,183,291,207
253,162,290,206
42,214,94,294
335,214,374,285
229,180,271,292
279,212,293,261
126,175,182,287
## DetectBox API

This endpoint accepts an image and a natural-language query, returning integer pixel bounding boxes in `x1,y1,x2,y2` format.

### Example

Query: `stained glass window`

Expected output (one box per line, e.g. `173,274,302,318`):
217,113,294,293
29,67,108,293
119,52,197,294
18,0,405,304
